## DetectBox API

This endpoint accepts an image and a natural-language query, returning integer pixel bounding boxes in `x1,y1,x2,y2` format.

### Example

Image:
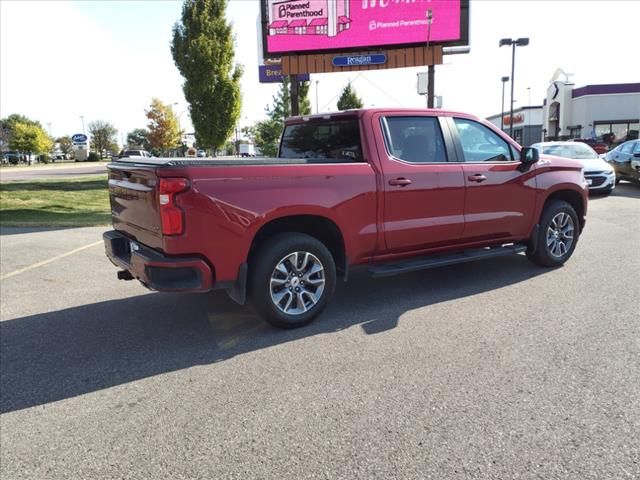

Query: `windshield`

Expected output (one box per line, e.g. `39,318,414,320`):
541,143,598,159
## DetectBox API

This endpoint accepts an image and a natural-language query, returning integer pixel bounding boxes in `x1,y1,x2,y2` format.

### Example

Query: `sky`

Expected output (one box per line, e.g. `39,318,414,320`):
1,0,639,143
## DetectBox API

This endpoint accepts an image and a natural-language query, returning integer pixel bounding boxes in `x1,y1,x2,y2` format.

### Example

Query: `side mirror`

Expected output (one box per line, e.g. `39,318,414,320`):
520,146,539,164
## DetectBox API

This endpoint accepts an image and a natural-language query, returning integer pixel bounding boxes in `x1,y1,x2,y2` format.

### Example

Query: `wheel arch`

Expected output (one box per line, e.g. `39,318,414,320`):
248,214,348,279
542,188,586,232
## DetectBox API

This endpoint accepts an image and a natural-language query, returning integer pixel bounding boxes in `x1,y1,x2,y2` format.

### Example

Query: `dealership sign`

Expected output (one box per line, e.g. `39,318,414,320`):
332,53,386,67
262,0,467,55
259,65,311,83
71,133,88,144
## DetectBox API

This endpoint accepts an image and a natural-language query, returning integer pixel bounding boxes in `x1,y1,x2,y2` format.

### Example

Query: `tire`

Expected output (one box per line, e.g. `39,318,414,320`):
527,200,580,267
249,233,336,329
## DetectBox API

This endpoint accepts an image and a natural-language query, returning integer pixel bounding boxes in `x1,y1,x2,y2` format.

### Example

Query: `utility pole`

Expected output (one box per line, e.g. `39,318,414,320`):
499,37,529,138
500,76,509,131
426,8,434,109
290,74,299,116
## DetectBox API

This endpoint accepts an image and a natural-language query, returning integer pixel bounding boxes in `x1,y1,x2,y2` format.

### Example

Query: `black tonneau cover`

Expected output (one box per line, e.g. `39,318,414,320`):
109,156,351,168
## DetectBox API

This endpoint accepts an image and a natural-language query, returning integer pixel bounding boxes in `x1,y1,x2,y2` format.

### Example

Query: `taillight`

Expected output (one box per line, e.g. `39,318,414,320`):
158,177,189,235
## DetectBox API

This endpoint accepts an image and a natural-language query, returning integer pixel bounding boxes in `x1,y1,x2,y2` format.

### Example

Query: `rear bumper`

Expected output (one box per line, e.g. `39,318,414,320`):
103,230,213,292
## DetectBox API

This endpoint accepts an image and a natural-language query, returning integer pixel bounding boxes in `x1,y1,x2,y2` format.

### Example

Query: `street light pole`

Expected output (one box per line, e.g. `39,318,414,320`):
500,76,509,131
315,80,319,114
499,37,529,138
79,115,85,134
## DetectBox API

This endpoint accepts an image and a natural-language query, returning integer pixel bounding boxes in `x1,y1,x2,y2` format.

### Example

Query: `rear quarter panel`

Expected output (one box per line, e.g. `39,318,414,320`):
160,163,378,282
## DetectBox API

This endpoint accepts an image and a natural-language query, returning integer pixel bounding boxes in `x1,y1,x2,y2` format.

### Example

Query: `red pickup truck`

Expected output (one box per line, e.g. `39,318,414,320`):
104,108,588,328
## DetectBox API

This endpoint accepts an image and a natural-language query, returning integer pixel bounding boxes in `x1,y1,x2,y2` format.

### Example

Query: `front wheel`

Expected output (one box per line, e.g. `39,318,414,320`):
527,200,580,267
249,233,336,329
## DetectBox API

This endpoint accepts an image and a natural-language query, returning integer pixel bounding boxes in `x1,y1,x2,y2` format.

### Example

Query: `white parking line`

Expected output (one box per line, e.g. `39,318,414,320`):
0,240,103,280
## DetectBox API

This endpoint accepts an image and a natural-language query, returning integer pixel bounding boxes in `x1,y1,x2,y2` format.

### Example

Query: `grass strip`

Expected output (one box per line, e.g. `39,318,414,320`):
0,175,111,227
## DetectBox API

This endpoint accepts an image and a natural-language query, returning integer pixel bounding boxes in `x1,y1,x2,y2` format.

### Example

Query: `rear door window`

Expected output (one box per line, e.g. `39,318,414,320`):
279,119,363,162
381,116,448,163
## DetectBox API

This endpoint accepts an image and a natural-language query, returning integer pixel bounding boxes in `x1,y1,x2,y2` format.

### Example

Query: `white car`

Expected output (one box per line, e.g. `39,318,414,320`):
531,141,616,195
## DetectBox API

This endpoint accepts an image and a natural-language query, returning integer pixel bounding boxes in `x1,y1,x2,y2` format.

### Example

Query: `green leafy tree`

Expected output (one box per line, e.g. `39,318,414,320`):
337,82,364,110
172,0,243,151
243,78,312,157
88,120,118,159
1,114,43,151
298,80,312,116
127,128,151,150
57,136,74,158
146,98,182,154
9,122,53,158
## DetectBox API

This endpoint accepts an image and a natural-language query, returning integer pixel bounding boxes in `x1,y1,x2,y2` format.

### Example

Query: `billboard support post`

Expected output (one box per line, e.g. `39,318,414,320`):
290,74,299,116
427,65,435,108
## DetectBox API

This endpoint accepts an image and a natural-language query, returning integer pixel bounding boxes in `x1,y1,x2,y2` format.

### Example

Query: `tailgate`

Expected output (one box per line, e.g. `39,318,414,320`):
108,162,162,248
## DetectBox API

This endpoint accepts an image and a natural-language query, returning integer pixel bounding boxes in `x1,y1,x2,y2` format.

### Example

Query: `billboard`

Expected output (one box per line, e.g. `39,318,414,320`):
261,0,468,56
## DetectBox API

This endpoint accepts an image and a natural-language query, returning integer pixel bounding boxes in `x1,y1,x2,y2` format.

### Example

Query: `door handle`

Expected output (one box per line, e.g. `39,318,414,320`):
467,174,487,182
389,177,412,186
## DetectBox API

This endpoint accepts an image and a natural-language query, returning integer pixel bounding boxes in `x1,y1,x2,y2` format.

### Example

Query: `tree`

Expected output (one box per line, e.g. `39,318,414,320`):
172,0,243,151
243,78,313,157
145,98,181,154
57,136,74,158
298,80,312,116
9,122,52,158
127,128,151,150
1,114,43,151
337,82,364,111
88,120,118,159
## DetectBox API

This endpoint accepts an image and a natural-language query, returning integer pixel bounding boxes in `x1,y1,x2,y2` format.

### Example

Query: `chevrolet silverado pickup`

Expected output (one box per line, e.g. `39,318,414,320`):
104,108,588,328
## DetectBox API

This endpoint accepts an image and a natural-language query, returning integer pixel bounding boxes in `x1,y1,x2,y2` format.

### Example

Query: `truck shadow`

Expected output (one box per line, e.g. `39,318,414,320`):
1,256,547,414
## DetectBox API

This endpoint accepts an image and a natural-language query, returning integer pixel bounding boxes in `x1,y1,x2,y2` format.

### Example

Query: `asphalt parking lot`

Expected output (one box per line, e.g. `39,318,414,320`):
1,184,639,479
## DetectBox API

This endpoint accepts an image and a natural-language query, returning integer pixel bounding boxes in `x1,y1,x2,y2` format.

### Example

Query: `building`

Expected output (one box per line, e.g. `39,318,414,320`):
486,106,543,146
542,70,639,144
487,69,640,147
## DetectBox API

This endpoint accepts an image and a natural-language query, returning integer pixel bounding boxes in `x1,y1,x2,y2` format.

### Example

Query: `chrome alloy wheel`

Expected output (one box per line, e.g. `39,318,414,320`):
546,212,575,258
269,251,326,315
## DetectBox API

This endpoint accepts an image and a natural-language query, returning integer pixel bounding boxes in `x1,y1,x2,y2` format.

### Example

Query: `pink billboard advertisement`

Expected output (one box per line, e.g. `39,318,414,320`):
263,0,465,55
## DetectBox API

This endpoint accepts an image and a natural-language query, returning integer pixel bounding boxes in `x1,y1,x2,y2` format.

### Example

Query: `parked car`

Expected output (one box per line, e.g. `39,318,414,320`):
117,149,153,158
197,149,206,158
104,108,588,329
2,151,22,165
573,138,609,155
239,143,256,157
531,141,616,195
604,140,640,184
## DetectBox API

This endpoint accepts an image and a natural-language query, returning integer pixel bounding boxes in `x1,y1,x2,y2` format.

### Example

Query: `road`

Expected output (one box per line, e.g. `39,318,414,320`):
0,163,107,181
1,184,639,479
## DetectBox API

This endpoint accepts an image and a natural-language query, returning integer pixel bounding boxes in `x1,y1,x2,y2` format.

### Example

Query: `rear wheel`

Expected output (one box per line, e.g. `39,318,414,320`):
527,200,579,267
249,233,336,329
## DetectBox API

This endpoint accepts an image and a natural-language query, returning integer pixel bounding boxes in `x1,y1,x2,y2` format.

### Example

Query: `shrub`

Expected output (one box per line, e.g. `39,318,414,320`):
87,152,99,162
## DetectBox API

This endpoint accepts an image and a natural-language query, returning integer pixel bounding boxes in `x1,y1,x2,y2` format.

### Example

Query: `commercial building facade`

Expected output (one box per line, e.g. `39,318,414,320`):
486,106,543,147
487,70,640,147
